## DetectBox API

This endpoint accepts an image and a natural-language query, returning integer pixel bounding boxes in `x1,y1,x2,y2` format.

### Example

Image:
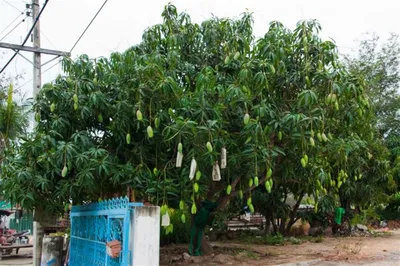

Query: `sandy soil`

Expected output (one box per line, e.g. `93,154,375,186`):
162,230,400,265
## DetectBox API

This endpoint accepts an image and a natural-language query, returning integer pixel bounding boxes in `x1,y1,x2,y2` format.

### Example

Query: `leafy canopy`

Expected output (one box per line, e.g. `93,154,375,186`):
1,5,389,216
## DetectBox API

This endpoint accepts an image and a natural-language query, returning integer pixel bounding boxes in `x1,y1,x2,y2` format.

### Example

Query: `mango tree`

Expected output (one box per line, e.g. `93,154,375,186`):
1,5,384,239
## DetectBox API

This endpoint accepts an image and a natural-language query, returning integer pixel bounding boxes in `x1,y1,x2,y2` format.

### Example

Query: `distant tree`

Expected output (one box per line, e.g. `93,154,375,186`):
344,33,400,137
344,34,400,191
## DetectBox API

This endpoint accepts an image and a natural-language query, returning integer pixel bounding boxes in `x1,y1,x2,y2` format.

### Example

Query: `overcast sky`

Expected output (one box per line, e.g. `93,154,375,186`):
1,0,399,100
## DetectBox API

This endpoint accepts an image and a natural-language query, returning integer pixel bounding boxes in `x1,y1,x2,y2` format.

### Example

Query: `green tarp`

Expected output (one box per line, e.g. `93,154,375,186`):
0,201,11,210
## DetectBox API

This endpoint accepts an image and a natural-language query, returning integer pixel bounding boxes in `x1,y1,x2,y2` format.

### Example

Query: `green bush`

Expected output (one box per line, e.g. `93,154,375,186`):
377,192,400,220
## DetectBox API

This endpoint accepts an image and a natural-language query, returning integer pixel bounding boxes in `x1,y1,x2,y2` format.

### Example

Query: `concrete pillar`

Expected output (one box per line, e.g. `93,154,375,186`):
40,236,64,266
33,221,44,266
130,206,160,266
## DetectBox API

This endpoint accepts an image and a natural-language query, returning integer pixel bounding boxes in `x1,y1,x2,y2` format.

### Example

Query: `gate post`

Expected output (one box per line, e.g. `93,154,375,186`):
130,206,160,266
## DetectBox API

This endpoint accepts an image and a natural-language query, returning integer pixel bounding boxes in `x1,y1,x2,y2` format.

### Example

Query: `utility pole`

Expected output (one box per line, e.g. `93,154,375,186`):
32,1,43,264
32,0,41,98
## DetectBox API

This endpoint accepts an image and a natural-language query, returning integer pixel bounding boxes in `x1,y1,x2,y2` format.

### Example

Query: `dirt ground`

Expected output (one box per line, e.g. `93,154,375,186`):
161,230,400,266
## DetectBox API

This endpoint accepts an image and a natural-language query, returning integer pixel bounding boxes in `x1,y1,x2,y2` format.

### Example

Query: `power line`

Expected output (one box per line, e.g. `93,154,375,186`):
15,59,61,91
40,29,57,49
0,0,49,75
69,0,109,53
0,11,25,37
0,16,27,42
2,0,23,13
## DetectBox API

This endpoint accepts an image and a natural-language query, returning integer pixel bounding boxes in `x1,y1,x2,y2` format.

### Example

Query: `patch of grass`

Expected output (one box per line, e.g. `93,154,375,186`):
287,237,302,245
370,230,392,237
299,235,324,243
265,234,285,245
243,250,260,259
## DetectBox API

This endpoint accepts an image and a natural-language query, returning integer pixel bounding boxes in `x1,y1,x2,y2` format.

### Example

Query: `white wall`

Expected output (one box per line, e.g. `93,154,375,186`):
130,206,160,266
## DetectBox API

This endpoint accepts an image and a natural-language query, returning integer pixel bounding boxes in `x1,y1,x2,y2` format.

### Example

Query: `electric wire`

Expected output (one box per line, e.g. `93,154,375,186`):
0,16,27,42
2,0,23,13
40,29,57,49
69,0,109,53
15,59,61,91
0,11,25,38
0,0,50,75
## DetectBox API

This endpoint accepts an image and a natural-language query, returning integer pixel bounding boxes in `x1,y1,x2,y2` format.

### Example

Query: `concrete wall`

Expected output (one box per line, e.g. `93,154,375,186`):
40,236,63,266
130,206,160,266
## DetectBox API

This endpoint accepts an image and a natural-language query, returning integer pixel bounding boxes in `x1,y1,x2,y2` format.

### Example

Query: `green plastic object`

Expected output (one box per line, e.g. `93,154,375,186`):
334,207,345,225
189,200,218,256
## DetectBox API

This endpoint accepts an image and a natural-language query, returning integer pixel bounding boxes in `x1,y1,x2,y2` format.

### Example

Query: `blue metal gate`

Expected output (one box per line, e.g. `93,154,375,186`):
69,197,143,266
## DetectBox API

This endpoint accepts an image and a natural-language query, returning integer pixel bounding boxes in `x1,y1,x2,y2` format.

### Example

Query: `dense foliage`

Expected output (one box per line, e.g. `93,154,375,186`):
0,5,392,234
0,84,28,164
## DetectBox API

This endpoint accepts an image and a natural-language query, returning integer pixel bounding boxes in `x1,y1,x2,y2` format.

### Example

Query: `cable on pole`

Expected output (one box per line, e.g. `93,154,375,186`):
0,0,50,75
2,0,23,13
0,17,28,42
0,11,25,37
69,0,109,53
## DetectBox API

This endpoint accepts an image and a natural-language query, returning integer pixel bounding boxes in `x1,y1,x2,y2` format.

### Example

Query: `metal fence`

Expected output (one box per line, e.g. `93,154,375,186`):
9,212,33,233
69,197,143,266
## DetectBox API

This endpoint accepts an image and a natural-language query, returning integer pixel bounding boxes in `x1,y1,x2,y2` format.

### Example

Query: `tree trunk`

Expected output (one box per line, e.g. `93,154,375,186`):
279,217,286,235
285,194,304,235
201,235,214,255
271,213,278,234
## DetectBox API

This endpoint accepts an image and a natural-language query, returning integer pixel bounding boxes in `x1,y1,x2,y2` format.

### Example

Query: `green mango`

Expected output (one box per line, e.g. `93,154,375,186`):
301,158,306,168
247,197,252,206
322,133,328,142
126,133,131,144
243,113,250,125
317,133,322,142
304,154,308,164
224,55,230,65
248,178,253,187
195,171,202,180
254,176,259,187
147,126,154,138
155,117,160,128
265,182,271,193
136,110,143,121
178,142,183,153
226,185,232,195
191,203,197,214
266,168,273,178
193,183,199,193
206,142,213,152
61,166,68,177
309,137,315,147
248,204,255,213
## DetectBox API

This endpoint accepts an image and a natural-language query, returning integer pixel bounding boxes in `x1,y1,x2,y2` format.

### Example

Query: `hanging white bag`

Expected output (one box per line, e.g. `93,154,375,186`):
212,161,221,181
189,158,197,180
221,148,227,169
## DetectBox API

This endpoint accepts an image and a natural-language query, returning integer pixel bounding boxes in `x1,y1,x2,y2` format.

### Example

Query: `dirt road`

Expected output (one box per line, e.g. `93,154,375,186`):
164,230,400,265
